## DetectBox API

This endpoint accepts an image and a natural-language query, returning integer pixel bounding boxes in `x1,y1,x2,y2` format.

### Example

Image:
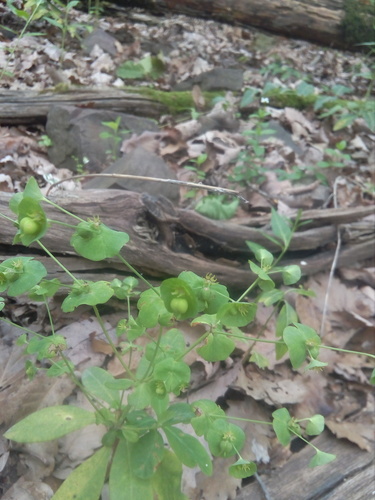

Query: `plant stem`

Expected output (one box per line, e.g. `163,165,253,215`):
117,254,159,294
92,305,136,380
37,240,79,283
43,198,86,223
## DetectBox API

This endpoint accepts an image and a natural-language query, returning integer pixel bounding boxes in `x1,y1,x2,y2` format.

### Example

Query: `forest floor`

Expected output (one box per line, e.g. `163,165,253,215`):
0,2,374,500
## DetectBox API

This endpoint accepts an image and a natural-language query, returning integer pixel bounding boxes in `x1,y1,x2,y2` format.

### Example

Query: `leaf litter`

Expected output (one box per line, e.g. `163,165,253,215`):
0,2,374,499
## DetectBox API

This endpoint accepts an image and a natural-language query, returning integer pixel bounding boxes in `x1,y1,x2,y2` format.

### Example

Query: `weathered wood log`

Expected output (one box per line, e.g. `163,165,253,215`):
124,0,373,49
0,189,373,289
0,88,169,125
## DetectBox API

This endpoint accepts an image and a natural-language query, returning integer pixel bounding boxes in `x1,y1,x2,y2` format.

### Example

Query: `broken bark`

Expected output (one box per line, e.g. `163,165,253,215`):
0,189,373,290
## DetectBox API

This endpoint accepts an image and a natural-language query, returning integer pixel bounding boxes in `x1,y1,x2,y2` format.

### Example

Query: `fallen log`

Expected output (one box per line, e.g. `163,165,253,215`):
0,88,168,125
0,189,373,289
123,0,374,49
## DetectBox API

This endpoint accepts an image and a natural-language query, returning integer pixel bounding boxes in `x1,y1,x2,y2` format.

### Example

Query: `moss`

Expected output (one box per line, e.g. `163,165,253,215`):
340,0,374,48
126,87,225,115
263,88,317,110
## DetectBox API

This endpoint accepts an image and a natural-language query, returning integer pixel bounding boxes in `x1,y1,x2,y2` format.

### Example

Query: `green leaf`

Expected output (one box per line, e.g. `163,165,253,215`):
137,288,172,328
306,414,325,436
195,195,239,220
248,261,275,291
28,278,61,301
110,440,153,500
270,208,292,247
130,430,164,479
22,176,44,201
197,332,235,361
61,280,114,312
282,265,301,285
145,328,186,362
249,351,269,369
295,81,315,96
127,382,153,410
14,198,48,246
370,368,375,385
160,278,198,320
246,241,274,267
52,446,111,500
4,406,96,443
283,323,321,369
71,220,129,261
309,450,336,467
258,289,284,306
159,403,195,426
151,449,187,500
164,426,212,475
0,257,47,296
116,60,146,80
272,408,292,446
26,335,67,360
206,419,245,458
276,302,298,337
217,302,257,327
240,87,259,108
81,367,121,408
229,458,257,479
190,399,226,437
153,358,190,395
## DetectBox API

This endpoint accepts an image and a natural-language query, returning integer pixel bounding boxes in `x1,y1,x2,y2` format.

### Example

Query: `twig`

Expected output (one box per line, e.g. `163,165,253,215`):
255,472,274,500
46,173,249,202
320,176,342,337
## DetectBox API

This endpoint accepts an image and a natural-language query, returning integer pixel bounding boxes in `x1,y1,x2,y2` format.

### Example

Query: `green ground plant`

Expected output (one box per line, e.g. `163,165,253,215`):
1,177,374,499
99,117,130,162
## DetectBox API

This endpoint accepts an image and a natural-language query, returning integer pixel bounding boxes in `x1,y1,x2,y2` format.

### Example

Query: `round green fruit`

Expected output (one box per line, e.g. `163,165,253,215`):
170,297,189,315
19,217,40,235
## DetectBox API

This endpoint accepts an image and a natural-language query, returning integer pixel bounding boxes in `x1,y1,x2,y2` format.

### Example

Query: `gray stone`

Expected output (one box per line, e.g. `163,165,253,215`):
83,146,180,202
174,68,244,92
82,28,118,56
46,106,158,172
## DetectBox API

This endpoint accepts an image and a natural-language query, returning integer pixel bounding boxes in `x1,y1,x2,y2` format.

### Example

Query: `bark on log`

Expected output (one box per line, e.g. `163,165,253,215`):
0,89,168,125
0,189,373,290
124,0,373,48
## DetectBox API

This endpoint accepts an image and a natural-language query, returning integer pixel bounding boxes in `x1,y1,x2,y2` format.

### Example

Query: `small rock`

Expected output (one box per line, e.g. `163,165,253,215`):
174,68,244,92
46,107,159,172
83,146,180,202
82,28,118,56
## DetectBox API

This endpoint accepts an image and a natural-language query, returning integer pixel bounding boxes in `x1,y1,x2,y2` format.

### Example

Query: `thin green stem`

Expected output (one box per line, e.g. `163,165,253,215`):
37,240,79,283
117,254,159,295
92,305,135,380
47,219,78,229
0,213,17,224
176,331,211,361
237,277,260,302
320,343,375,360
0,317,44,338
44,299,55,336
43,198,86,223
218,414,273,426
58,352,106,415
141,326,163,381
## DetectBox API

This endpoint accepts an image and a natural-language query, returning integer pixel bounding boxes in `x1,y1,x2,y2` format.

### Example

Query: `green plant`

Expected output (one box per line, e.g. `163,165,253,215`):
38,134,53,148
5,0,86,54
1,178,374,499
340,0,374,47
71,154,89,175
99,117,130,162
195,194,239,220
230,109,275,185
